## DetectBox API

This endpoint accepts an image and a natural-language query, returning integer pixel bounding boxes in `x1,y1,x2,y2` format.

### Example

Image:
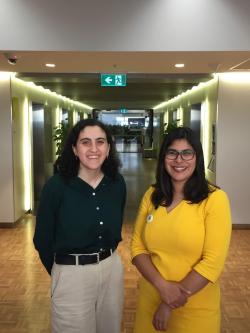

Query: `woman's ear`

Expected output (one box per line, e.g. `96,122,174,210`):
72,145,77,157
107,144,110,158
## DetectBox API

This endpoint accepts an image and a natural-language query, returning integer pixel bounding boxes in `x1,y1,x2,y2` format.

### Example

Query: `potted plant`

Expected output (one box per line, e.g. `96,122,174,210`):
164,119,180,135
53,121,70,156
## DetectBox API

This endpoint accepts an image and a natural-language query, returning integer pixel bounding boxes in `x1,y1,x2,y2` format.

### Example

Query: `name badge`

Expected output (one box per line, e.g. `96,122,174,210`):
146,214,153,223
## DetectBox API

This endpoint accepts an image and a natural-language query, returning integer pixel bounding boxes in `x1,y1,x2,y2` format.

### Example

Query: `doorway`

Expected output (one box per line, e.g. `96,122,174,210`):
97,109,152,153
32,103,45,212
190,103,201,139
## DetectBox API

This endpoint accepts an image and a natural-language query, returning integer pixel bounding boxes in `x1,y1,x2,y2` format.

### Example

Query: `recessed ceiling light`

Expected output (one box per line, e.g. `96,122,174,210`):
175,63,185,68
45,63,56,68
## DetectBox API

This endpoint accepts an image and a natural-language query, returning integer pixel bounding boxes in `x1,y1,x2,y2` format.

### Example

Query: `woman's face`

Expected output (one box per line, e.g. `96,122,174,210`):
164,138,196,186
72,125,110,174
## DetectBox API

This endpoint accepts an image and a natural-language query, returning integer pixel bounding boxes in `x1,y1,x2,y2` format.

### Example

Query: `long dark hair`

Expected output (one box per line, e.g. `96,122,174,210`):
151,127,214,208
54,118,121,180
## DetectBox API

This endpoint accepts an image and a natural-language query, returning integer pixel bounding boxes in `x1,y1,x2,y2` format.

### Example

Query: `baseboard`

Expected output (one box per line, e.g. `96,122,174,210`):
232,224,250,230
0,212,31,228
0,221,20,228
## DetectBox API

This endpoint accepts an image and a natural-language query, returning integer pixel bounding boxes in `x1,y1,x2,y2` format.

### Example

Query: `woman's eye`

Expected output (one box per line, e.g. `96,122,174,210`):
183,150,193,155
168,150,177,155
97,140,105,145
81,140,90,145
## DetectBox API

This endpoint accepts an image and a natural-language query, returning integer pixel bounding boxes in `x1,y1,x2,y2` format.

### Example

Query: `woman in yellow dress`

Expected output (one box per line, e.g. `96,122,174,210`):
131,127,231,333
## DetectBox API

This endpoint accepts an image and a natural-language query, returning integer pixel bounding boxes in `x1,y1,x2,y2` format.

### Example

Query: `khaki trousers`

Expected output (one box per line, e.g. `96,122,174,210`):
51,251,124,333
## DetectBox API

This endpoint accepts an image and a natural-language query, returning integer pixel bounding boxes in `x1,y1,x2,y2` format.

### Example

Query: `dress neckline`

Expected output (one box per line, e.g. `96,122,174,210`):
166,200,184,214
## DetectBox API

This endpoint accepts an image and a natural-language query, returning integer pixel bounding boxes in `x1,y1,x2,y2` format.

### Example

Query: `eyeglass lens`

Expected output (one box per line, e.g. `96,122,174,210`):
165,149,195,160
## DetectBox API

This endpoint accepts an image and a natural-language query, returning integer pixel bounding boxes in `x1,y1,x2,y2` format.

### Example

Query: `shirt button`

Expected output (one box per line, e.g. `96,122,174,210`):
92,192,96,196
100,221,103,225
96,206,100,210
99,235,102,239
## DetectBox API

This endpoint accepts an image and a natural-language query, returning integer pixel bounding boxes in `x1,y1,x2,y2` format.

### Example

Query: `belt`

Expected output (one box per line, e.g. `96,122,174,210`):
55,249,114,266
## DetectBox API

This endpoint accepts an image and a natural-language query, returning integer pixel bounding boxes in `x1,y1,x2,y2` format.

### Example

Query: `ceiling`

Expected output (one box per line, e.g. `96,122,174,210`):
1,51,250,110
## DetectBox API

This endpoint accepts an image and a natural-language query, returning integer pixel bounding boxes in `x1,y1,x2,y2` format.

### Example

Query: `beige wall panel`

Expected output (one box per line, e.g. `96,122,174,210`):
0,76,14,223
216,75,250,224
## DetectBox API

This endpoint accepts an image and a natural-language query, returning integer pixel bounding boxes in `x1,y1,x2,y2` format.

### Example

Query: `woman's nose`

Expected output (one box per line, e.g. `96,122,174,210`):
90,142,98,151
175,154,182,162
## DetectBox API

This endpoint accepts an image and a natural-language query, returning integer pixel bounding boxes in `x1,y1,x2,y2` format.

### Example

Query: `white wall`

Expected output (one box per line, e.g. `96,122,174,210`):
0,74,14,223
0,0,249,51
216,74,250,225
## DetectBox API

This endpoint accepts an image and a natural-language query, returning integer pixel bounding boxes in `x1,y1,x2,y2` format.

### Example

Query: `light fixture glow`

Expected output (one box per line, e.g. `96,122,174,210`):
45,63,56,68
201,100,210,169
153,78,217,110
23,97,32,211
175,63,185,68
218,72,250,82
0,71,16,79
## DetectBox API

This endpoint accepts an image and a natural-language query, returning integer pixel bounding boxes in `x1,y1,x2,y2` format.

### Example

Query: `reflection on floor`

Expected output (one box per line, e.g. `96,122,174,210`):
0,153,249,333
120,152,156,221
116,141,142,153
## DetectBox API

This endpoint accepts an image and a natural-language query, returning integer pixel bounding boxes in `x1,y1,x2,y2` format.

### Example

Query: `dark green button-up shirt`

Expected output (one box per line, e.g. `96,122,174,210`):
33,173,126,274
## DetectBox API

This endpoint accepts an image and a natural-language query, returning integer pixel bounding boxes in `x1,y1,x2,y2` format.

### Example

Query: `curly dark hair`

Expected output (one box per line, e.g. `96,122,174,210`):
54,118,121,180
151,127,214,208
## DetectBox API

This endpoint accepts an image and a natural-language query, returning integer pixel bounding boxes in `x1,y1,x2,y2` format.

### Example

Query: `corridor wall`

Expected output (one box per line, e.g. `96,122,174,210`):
216,73,250,225
156,73,250,225
0,74,15,223
0,73,90,225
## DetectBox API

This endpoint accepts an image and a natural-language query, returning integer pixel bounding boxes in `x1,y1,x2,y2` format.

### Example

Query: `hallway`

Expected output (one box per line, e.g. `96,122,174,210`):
120,152,156,222
0,153,249,333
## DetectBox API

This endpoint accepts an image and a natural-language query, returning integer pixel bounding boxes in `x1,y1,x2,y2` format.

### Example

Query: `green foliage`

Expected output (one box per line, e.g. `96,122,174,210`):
164,119,180,135
53,121,71,156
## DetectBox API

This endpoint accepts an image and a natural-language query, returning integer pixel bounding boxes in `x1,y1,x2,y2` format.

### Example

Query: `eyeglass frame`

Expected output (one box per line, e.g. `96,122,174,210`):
165,148,196,161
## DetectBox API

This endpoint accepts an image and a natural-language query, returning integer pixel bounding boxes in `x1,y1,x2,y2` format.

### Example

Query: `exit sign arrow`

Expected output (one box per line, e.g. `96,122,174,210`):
101,74,127,87
105,77,112,84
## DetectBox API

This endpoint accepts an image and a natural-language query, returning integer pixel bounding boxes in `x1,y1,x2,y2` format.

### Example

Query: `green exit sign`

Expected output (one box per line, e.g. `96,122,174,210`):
101,74,126,87
120,108,127,113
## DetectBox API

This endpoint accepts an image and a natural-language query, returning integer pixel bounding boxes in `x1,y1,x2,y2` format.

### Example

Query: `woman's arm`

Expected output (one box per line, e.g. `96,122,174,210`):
152,302,171,331
33,176,62,275
180,270,209,295
192,190,232,283
173,190,232,307
151,269,209,330
132,254,189,306
131,188,190,307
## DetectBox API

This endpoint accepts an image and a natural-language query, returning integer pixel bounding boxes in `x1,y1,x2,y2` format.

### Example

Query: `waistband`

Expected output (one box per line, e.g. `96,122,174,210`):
55,248,114,266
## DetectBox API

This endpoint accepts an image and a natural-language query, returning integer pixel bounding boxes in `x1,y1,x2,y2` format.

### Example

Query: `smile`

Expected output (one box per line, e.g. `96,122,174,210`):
87,155,99,159
172,166,187,172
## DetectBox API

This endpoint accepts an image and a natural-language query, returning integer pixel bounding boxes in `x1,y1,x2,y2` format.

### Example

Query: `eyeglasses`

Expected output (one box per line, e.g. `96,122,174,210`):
165,149,195,161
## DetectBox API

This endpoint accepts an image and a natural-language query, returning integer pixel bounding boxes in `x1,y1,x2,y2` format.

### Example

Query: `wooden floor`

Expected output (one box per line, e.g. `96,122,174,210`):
121,225,250,333
0,218,250,333
0,153,250,332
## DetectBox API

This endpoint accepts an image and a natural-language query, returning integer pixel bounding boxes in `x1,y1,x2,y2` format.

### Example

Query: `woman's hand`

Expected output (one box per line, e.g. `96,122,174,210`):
152,302,171,331
131,254,191,308
157,280,190,308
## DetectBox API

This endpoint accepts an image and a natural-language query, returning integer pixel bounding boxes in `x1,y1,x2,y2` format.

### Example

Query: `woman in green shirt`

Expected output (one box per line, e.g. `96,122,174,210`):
34,119,126,333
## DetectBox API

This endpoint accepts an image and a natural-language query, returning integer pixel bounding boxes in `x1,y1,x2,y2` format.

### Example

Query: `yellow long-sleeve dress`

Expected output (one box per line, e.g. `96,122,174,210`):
131,186,231,333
